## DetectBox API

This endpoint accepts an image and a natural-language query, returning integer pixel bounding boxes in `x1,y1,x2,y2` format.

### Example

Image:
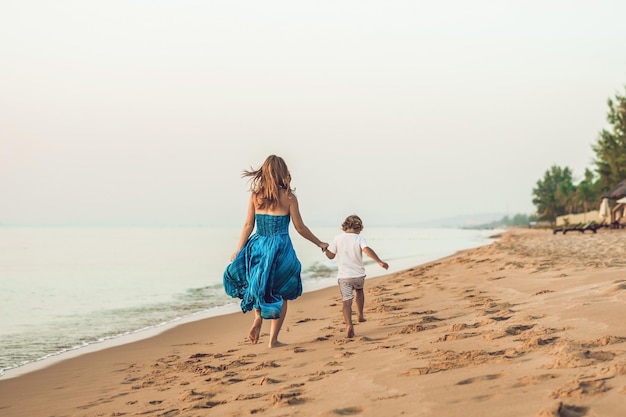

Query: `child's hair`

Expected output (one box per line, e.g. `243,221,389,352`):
342,214,363,231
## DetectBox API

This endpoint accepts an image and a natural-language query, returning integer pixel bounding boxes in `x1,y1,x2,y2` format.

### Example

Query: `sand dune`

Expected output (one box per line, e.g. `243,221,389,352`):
1,228,625,416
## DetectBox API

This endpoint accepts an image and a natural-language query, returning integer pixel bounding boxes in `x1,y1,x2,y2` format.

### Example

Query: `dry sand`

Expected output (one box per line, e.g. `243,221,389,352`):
1,228,625,417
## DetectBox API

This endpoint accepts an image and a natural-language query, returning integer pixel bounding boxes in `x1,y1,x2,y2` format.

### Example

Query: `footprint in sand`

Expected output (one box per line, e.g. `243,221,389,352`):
331,406,364,415
397,324,435,334
296,317,317,323
308,371,339,382
268,388,307,406
581,335,626,348
177,389,217,402
456,373,505,385
252,360,280,370
545,341,619,369
401,367,441,376
334,350,355,359
234,392,263,400
488,275,506,281
551,377,611,399
437,332,480,342
535,402,588,417
449,322,481,331
410,309,437,316
511,373,560,388
505,324,535,335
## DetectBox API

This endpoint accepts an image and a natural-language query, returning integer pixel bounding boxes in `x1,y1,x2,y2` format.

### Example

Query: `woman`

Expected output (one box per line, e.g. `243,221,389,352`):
223,155,328,347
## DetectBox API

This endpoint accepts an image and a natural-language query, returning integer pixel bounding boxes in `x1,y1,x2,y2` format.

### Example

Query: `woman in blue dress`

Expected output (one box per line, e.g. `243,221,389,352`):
224,155,328,347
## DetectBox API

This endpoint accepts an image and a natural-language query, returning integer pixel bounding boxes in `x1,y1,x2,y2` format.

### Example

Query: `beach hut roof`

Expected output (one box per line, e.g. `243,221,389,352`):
603,179,626,200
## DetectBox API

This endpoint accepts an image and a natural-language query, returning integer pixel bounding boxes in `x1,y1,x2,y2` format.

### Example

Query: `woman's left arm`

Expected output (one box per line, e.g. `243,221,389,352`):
289,194,328,251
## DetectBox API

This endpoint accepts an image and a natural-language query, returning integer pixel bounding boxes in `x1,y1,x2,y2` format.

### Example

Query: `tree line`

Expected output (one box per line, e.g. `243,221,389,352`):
531,85,626,224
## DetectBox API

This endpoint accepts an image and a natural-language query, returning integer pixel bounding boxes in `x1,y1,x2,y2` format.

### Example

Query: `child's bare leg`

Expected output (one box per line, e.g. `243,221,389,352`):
249,309,263,344
343,299,354,338
268,301,288,348
355,288,366,322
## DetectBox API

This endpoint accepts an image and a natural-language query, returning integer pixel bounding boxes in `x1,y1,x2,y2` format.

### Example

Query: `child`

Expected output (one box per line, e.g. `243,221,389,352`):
324,215,388,338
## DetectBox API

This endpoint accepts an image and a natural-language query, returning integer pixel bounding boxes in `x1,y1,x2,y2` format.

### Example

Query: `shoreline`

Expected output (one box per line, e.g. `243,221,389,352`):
0,259,413,381
1,230,497,381
0,303,243,381
0,252,460,381
2,228,625,416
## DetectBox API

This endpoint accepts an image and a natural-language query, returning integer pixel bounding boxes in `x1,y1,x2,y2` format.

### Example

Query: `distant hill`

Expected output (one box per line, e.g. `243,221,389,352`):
407,212,509,228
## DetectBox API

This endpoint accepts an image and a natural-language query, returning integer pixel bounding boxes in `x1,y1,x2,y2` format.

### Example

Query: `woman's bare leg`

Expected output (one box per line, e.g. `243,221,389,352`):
248,309,263,344
268,301,288,348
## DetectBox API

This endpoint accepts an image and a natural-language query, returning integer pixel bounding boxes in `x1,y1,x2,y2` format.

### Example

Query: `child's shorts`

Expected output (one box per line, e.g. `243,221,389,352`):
338,276,366,301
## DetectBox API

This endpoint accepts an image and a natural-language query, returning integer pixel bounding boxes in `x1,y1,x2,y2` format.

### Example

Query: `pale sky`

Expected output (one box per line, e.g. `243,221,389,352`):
1,1,625,227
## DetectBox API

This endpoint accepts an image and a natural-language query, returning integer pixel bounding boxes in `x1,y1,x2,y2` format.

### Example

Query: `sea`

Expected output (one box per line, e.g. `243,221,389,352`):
0,225,502,378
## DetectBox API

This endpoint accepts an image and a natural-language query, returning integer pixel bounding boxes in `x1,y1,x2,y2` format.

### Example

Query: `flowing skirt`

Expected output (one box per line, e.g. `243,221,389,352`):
223,233,302,319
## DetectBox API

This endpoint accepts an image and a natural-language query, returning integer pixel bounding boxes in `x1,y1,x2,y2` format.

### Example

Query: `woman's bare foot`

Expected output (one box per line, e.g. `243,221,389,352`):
346,325,355,338
268,340,287,348
358,316,366,322
248,318,262,344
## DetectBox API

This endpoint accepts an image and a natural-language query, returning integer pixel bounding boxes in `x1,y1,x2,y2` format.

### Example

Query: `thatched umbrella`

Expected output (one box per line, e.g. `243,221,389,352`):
603,179,626,200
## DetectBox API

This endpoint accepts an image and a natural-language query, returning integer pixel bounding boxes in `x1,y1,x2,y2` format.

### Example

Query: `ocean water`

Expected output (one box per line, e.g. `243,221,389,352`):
0,226,501,377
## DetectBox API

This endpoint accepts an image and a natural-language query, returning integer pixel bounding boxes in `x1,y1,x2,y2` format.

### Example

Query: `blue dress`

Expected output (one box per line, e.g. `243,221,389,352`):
223,214,303,319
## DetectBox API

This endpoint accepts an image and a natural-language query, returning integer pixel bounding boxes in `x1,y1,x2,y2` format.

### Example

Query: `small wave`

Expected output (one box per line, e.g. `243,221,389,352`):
302,261,336,279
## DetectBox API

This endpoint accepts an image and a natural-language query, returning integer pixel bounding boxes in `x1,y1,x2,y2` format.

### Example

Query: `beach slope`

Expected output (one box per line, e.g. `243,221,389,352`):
1,228,625,417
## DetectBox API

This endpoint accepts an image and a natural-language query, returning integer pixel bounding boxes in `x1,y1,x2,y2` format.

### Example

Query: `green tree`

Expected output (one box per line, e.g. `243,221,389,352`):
511,213,530,226
532,165,575,223
592,86,626,191
575,168,600,213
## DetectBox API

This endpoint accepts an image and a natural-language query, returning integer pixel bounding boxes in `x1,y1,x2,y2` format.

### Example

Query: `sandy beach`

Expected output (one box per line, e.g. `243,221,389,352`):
1,228,625,417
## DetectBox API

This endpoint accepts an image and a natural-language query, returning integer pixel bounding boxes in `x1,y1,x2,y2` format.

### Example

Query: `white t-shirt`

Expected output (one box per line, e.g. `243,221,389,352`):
328,232,369,279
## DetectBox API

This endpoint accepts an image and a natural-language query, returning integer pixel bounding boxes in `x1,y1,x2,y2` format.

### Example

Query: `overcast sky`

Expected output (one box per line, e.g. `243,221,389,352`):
1,1,625,227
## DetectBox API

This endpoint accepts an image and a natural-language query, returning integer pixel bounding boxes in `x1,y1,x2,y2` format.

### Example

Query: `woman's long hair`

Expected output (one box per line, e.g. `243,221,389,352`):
242,155,293,210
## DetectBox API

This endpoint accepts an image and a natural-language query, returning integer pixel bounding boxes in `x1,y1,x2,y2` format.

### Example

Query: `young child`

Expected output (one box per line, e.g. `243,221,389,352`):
324,215,388,338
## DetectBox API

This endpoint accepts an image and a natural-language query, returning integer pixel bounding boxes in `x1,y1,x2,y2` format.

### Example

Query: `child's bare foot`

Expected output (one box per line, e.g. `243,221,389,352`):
268,340,287,348
248,318,262,344
346,326,355,338
358,316,366,322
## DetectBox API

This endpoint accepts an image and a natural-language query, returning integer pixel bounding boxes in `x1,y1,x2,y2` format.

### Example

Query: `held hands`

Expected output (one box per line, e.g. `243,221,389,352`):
379,261,389,270
319,242,329,252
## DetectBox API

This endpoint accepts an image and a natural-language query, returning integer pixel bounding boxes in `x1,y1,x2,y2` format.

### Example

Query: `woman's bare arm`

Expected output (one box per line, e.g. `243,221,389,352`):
288,194,328,251
230,195,256,261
